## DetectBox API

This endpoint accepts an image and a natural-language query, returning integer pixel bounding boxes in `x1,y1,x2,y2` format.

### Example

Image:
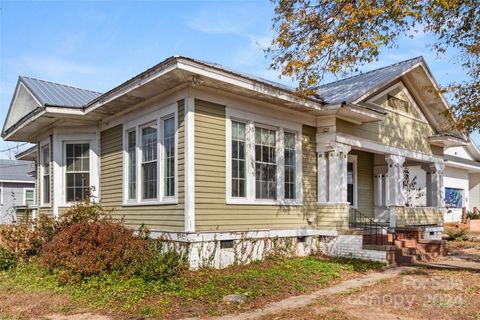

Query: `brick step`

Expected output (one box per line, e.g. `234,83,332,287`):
395,239,418,248
395,247,417,256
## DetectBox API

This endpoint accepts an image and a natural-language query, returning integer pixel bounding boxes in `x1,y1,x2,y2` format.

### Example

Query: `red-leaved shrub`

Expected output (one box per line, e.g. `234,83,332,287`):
41,220,148,278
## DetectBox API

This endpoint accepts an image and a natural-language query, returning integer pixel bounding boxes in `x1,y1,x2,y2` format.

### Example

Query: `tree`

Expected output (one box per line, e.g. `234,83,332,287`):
266,0,479,134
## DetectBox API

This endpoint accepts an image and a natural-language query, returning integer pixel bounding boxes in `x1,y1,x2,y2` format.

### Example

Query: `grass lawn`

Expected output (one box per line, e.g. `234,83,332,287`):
0,255,384,319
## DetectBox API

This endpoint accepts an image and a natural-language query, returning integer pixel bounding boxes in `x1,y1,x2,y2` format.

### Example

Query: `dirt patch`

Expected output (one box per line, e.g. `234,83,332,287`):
259,268,480,320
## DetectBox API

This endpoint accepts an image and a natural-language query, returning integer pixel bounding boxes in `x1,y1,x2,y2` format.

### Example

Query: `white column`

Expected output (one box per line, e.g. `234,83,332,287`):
184,96,195,233
374,166,388,207
317,153,327,203
385,155,405,207
429,162,445,208
318,142,351,203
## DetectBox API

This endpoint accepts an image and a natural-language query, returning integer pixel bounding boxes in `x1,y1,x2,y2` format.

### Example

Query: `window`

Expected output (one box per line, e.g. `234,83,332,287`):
445,187,463,208
141,123,158,200
255,127,277,200
127,130,136,200
347,155,357,207
65,143,90,202
231,121,246,198
164,117,175,197
226,111,302,205
347,163,354,205
41,145,50,204
25,189,34,206
284,132,296,200
123,105,177,205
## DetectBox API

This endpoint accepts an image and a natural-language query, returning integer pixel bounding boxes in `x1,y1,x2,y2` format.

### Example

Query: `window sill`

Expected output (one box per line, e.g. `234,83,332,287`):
226,198,303,206
122,199,178,207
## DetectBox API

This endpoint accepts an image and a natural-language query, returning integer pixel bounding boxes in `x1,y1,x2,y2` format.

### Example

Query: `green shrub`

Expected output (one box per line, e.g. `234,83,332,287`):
446,228,468,241
135,247,186,282
0,246,17,271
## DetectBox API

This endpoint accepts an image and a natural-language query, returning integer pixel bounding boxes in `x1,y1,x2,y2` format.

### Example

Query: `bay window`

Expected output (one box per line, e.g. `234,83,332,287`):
65,143,90,202
227,110,302,205
284,132,296,200
123,105,177,205
231,121,246,198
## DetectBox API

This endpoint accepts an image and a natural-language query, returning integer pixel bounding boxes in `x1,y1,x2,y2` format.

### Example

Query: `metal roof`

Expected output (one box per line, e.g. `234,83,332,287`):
317,56,424,104
0,159,35,182
20,76,102,108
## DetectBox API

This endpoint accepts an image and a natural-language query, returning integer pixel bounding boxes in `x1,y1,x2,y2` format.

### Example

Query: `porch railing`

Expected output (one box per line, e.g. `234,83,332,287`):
349,207,395,246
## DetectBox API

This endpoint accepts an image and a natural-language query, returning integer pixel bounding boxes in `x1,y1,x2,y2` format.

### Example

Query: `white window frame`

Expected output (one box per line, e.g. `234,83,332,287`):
39,138,51,207
63,140,92,204
226,107,303,205
0,183,3,206
122,103,178,206
24,187,35,206
347,154,358,208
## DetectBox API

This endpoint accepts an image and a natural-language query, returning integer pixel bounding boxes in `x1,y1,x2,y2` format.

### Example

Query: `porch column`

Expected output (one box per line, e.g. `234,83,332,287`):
373,166,388,207
385,155,405,207
426,162,445,208
317,142,351,203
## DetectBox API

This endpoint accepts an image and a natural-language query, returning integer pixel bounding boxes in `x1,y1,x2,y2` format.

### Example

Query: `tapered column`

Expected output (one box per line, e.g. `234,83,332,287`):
317,142,351,203
428,162,445,208
385,155,405,207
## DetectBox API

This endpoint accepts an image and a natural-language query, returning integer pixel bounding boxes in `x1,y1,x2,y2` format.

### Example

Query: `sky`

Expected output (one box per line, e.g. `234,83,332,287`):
0,0,478,159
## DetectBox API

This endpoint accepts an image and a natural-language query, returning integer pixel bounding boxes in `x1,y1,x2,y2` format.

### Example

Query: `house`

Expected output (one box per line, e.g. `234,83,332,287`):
0,158,36,224
408,141,480,223
1,56,470,267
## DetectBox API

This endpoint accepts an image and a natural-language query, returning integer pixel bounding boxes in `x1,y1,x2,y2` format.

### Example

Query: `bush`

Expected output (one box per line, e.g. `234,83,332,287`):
446,227,468,241
135,247,186,282
0,246,17,271
41,220,147,281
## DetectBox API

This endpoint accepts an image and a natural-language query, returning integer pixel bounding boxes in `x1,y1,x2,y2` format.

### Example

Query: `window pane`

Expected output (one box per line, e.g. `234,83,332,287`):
127,130,136,200
255,127,277,200
231,121,246,198
347,162,354,205
142,123,157,162
164,117,175,197
25,190,34,205
65,143,90,202
42,145,50,203
143,162,157,199
284,132,296,200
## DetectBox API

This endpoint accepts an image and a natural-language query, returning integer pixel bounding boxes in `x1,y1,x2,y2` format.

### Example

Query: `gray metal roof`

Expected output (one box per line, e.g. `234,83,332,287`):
0,159,35,182
20,76,102,108
317,56,424,104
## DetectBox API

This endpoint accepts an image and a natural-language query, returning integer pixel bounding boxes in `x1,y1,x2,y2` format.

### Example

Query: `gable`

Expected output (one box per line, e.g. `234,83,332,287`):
3,82,41,133
445,146,475,161
367,81,428,122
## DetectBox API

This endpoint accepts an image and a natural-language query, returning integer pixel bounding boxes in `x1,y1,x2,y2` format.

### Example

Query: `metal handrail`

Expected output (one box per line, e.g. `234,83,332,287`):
349,207,395,246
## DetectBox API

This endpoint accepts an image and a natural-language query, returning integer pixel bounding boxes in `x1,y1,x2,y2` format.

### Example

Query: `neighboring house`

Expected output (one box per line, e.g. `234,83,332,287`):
1,56,471,267
0,158,36,224
408,141,480,223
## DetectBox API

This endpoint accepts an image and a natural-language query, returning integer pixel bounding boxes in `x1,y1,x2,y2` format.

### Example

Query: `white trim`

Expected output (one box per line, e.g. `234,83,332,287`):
53,133,99,211
23,187,35,206
0,179,35,184
225,107,303,205
0,183,3,206
39,138,51,207
122,103,179,206
347,154,358,208
335,133,444,163
149,228,339,242
184,96,195,232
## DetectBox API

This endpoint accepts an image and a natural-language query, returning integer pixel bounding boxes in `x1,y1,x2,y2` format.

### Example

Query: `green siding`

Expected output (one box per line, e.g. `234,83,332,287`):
98,100,185,231
350,150,374,218
194,99,349,231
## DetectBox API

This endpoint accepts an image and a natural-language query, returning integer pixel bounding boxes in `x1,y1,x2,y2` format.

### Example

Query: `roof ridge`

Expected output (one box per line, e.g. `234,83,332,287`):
20,76,103,95
319,56,424,88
